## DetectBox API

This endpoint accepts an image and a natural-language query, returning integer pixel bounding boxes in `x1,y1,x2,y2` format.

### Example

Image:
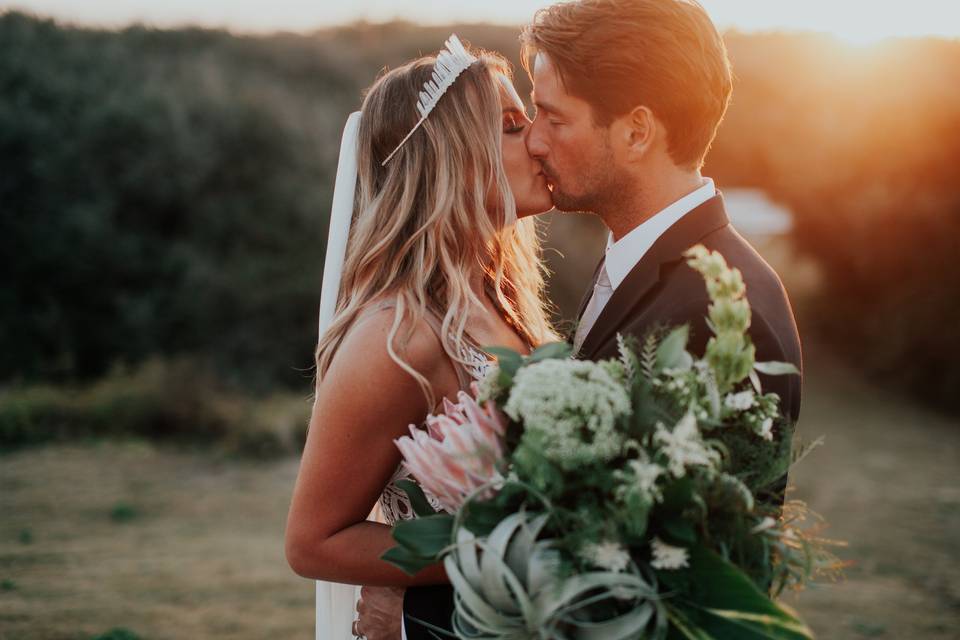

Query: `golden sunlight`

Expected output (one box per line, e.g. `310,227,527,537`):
702,0,960,45
6,0,960,42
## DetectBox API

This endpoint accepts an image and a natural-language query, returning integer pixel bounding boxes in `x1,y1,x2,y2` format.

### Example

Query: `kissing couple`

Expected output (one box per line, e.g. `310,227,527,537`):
285,1,802,638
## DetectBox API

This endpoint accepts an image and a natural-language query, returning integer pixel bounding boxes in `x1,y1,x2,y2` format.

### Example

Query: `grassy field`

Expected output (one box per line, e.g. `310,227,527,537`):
2,340,958,639
3,237,959,639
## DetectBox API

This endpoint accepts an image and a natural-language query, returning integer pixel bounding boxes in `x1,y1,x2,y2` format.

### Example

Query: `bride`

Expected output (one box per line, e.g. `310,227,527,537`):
285,36,558,639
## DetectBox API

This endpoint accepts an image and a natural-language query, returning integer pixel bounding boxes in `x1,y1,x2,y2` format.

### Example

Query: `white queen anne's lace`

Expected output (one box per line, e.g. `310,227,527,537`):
724,390,756,411
504,359,631,469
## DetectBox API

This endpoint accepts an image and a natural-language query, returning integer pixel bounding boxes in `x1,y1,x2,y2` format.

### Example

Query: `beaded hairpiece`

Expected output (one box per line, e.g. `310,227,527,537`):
380,34,478,166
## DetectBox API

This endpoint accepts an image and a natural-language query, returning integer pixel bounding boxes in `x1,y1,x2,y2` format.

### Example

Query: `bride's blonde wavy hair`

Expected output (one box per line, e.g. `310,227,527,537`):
315,48,558,408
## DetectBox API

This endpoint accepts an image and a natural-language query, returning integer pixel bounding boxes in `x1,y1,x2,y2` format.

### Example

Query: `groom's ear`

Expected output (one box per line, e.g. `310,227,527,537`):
617,105,658,162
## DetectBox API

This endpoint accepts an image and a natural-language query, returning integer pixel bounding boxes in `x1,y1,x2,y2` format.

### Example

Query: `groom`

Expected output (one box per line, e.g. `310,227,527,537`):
365,1,802,638
521,0,802,429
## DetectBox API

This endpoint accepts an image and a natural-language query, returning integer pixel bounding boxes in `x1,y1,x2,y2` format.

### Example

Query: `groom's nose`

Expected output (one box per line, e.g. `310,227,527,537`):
525,117,549,160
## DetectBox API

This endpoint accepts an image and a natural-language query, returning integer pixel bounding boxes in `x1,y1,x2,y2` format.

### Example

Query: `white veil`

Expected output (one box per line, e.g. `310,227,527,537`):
314,111,374,640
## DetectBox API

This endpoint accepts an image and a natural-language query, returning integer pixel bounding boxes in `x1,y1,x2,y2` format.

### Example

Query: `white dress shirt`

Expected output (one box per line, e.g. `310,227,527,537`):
573,177,717,353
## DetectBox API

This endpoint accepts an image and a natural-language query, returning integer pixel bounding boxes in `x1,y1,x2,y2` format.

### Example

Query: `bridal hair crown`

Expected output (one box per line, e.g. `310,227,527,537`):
380,34,478,166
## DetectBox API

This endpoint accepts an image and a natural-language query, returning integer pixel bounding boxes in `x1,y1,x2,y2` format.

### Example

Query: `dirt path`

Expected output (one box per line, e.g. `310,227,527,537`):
784,346,960,639
1,345,958,639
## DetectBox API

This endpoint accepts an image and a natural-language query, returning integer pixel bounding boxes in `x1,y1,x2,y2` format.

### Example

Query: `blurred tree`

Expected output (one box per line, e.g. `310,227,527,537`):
709,33,960,409
3,13,959,408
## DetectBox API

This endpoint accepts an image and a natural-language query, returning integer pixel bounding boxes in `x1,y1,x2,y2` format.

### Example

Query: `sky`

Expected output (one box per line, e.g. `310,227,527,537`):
3,1,959,45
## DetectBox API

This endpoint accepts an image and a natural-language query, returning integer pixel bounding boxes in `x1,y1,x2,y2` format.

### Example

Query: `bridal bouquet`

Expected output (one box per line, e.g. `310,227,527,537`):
384,245,840,640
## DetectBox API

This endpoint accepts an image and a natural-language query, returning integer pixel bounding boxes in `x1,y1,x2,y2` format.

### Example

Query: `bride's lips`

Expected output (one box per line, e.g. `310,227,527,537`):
539,171,555,191
534,170,553,192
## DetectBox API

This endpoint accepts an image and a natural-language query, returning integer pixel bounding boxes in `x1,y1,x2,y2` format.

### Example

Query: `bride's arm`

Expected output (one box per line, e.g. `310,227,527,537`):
285,309,458,587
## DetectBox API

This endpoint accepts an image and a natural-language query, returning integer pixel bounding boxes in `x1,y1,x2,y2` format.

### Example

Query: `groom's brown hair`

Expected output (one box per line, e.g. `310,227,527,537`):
521,0,732,170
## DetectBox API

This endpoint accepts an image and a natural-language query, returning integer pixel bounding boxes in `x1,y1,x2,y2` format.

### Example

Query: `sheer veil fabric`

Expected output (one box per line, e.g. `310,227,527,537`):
314,112,366,640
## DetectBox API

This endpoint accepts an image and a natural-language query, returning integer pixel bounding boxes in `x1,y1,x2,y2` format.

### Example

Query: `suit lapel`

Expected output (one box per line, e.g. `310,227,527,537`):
577,193,731,360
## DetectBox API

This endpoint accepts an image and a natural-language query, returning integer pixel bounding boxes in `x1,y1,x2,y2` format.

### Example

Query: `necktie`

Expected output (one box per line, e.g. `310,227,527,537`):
573,263,613,355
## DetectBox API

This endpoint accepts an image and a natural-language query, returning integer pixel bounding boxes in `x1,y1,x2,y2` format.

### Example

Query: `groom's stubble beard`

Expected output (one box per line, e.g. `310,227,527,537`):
548,136,634,218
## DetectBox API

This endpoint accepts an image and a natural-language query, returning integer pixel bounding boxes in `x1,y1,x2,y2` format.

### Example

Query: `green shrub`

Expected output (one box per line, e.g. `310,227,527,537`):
0,357,309,455
109,502,140,523
90,629,142,640
0,385,76,447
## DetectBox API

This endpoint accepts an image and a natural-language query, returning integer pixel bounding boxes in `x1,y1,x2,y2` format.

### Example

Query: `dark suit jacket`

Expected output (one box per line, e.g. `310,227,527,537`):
402,193,802,636
402,584,455,640
575,192,802,427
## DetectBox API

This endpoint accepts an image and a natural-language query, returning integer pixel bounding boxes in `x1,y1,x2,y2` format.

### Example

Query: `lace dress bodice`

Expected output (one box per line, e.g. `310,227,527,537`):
378,341,496,525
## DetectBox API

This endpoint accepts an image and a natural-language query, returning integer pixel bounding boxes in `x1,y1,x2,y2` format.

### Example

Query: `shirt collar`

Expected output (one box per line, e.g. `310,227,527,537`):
604,177,716,290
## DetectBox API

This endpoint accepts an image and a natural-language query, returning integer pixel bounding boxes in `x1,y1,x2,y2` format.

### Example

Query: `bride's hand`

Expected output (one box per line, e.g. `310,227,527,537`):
356,585,405,640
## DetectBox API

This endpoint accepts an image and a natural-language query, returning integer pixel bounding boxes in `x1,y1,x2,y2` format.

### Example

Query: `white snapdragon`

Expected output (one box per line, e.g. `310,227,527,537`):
505,359,631,469
652,412,722,478
581,540,632,573
724,390,756,411
621,455,664,503
758,417,774,441
650,537,689,570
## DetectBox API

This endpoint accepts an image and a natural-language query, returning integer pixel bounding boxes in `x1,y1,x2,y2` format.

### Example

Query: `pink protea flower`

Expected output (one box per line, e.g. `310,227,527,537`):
394,386,508,513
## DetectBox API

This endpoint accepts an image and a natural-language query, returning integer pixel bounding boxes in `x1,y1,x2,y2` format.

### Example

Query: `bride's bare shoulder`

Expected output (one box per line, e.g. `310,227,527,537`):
324,303,452,392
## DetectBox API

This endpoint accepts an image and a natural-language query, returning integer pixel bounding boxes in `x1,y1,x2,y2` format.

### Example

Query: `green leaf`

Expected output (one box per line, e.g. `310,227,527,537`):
571,601,656,640
443,555,521,632
395,479,439,518
665,604,714,640
461,498,509,537
753,362,800,376
526,341,573,363
662,517,698,546
697,608,812,640
380,544,437,576
661,477,696,512
391,514,454,558
484,346,524,377
668,545,814,639
478,513,527,613
534,571,658,623
657,326,691,371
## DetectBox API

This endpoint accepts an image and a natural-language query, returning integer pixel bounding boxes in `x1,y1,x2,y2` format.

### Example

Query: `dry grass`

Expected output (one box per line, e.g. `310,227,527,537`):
0,441,313,639
2,343,958,639
782,345,960,639
2,239,959,639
